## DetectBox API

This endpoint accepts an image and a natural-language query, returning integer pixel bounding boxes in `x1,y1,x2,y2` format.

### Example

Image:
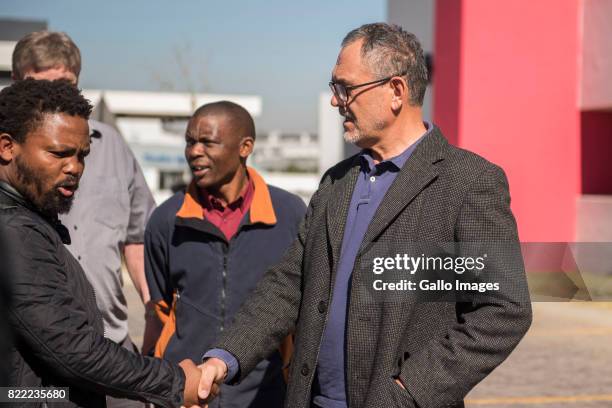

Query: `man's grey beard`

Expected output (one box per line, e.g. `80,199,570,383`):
342,118,386,145
343,128,364,144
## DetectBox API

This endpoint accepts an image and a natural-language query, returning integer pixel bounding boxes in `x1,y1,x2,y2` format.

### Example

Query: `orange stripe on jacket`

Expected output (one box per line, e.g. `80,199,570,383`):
153,296,176,358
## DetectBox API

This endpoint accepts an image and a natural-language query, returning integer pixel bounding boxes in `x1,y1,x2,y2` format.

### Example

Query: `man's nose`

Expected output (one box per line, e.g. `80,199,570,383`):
64,156,83,177
330,92,340,108
186,144,205,160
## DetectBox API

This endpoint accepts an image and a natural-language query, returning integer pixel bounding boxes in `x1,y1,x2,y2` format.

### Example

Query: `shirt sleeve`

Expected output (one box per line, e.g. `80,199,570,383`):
202,349,240,383
124,141,156,244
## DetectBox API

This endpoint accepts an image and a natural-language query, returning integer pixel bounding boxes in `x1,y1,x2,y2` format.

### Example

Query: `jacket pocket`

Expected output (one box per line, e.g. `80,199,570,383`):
388,377,417,408
163,294,221,362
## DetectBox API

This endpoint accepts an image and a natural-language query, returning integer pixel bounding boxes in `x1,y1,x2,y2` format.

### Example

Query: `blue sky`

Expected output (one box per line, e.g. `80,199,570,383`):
1,0,387,132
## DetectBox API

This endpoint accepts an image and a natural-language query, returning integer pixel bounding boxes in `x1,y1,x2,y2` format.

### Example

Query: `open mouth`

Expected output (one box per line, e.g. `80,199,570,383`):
57,184,77,197
190,165,210,177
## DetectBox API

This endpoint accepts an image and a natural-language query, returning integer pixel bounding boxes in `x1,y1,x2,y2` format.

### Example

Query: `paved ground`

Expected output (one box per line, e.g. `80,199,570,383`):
124,274,612,407
124,271,145,347
465,302,612,408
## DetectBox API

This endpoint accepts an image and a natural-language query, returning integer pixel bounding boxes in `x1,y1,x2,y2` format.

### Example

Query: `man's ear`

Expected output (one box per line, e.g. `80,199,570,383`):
239,136,254,159
390,77,407,112
0,133,17,163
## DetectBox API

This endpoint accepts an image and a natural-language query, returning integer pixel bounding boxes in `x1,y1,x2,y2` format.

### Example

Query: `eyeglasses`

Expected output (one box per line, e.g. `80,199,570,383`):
329,72,406,105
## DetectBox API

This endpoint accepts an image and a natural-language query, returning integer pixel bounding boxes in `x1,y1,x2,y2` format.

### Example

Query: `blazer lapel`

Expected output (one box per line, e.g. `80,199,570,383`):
360,127,448,250
326,158,361,269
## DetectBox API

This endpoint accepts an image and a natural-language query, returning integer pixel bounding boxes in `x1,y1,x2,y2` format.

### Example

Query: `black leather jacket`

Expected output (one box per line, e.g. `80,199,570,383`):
0,182,185,407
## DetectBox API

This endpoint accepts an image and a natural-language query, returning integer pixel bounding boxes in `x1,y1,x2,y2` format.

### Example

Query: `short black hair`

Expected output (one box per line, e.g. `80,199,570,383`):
0,79,92,143
193,101,256,141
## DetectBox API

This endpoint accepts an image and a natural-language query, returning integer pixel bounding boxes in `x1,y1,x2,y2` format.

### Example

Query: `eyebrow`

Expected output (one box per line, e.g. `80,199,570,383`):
331,74,355,86
185,132,217,140
47,144,77,151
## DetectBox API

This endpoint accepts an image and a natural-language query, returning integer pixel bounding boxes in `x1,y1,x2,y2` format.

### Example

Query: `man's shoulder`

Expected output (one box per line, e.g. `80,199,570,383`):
147,191,185,231
320,154,360,184
89,119,122,140
267,184,307,220
1,204,42,233
1,208,58,256
267,184,304,206
418,126,502,178
443,143,506,183
88,119,134,157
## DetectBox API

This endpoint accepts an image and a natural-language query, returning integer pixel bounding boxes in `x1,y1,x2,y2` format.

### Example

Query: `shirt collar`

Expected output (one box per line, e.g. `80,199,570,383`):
359,121,433,174
88,120,102,138
176,166,277,225
200,176,254,214
0,180,27,207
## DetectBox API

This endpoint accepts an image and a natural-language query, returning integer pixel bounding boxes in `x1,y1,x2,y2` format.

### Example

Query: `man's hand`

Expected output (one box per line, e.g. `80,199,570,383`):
179,359,203,407
197,358,227,401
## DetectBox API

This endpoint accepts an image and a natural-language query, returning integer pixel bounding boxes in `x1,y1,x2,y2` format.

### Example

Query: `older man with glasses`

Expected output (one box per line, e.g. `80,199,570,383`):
196,23,532,408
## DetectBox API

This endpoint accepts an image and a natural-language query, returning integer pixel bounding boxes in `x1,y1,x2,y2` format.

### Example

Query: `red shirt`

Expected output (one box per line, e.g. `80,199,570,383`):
200,178,254,241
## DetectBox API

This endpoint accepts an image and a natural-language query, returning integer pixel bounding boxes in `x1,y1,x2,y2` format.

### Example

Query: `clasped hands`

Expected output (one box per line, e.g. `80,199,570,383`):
179,358,228,408
179,357,405,407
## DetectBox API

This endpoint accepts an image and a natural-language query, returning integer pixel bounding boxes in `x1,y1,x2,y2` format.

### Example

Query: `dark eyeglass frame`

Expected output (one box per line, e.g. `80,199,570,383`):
329,71,407,104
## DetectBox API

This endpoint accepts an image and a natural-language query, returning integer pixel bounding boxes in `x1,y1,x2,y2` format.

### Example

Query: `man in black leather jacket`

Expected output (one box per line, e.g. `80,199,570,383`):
0,225,12,388
0,79,204,407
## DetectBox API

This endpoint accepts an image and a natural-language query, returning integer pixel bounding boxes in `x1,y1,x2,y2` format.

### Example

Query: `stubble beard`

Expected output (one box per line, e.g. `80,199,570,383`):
343,127,364,144
342,118,386,146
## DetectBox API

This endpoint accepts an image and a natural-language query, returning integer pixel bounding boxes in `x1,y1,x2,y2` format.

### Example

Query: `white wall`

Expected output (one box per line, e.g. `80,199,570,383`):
317,92,343,177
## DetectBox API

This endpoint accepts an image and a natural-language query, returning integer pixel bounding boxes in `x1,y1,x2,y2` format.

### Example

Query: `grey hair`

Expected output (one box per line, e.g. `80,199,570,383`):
342,23,428,106
12,31,81,80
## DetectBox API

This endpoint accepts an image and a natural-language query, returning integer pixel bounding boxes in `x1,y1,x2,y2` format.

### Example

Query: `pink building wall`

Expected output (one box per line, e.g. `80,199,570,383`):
434,0,581,241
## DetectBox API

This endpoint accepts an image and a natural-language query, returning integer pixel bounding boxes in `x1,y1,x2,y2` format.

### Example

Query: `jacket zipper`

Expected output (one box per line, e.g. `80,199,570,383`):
220,246,228,333
219,232,239,408
220,228,240,334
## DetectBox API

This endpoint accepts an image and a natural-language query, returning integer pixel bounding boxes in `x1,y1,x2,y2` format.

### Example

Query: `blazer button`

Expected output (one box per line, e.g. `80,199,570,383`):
318,301,327,313
301,364,310,376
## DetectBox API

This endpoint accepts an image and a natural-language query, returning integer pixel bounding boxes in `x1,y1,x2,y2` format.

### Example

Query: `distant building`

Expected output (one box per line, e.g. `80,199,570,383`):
317,91,361,179
0,18,47,86
251,130,319,173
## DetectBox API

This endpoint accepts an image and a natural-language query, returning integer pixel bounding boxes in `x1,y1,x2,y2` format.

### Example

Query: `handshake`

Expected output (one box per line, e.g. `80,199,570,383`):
179,357,229,408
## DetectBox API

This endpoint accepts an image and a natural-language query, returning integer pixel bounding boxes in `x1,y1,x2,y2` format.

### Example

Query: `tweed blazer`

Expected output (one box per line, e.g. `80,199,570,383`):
215,126,532,408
